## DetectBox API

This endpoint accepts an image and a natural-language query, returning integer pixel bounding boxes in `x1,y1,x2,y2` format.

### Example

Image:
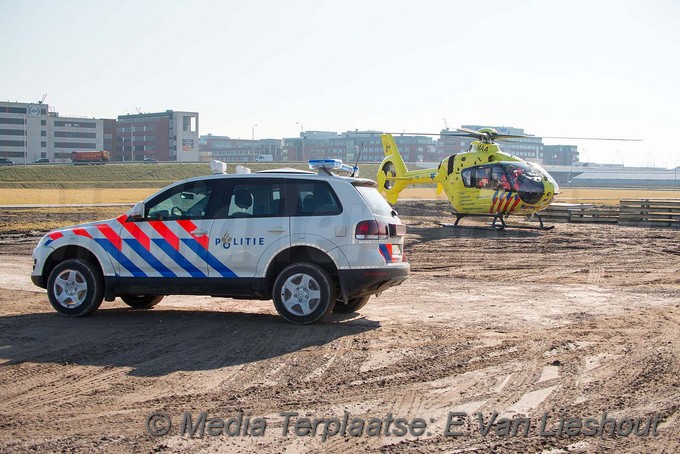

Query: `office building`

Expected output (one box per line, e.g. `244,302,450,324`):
0,101,110,163
199,135,282,162
438,125,546,161
281,131,436,162
115,110,199,162
544,144,579,165
1,101,200,163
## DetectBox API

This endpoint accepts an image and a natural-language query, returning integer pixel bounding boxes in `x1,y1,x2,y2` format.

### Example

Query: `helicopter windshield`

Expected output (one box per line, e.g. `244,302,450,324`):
504,163,544,193
461,163,528,191
461,162,546,203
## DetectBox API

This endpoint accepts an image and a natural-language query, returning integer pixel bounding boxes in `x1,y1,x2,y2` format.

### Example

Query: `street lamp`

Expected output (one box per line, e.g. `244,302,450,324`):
252,123,258,141
296,122,304,160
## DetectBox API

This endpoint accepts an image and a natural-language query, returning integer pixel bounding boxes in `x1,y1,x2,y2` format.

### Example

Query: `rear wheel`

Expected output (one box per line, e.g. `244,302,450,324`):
120,295,164,309
273,263,336,324
333,295,370,313
47,259,104,317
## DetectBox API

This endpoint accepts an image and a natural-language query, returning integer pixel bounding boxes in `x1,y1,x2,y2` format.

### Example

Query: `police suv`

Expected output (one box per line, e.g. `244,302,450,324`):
31,160,409,324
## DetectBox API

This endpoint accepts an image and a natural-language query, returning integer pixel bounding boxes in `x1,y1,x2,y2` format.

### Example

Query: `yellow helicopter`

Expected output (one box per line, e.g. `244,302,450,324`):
376,127,560,230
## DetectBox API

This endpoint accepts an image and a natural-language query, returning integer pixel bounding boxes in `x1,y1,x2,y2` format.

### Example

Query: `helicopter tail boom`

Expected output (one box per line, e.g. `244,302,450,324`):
377,134,438,204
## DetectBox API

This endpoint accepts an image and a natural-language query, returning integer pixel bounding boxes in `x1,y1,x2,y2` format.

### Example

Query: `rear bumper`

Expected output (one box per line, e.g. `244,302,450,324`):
338,265,409,299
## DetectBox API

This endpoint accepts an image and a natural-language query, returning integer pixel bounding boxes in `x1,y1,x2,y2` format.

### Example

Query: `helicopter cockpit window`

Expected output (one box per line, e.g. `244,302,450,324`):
506,163,544,194
461,167,494,189
463,163,544,192
475,168,492,189
461,168,472,187
491,166,512,191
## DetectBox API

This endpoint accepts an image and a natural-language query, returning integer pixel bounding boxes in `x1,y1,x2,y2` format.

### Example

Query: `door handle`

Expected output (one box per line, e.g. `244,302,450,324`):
191,229,207,237
268,227,286,234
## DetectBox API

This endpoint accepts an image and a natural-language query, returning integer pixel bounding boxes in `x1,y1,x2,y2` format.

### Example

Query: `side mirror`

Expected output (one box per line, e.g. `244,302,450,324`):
129,201,145,220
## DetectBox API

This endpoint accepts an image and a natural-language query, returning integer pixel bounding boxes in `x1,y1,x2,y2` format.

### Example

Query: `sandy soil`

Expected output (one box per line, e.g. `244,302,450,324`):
0,201,678,453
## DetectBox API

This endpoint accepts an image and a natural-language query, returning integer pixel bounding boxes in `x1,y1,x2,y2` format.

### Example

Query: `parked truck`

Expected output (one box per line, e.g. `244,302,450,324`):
71,150,110,164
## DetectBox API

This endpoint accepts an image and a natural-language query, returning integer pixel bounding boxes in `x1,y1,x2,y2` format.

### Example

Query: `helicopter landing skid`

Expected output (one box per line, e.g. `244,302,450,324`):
438,213,554,231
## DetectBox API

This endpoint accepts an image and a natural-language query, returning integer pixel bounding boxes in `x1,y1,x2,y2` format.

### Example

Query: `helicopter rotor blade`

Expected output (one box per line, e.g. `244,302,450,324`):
455,127,487,139
495,134,533,140
455,127,482,135
351,131,471,137
348,131,641,141
540,136,642,141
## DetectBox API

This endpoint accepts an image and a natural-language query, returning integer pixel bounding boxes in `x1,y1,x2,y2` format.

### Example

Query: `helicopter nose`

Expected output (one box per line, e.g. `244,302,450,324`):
518,190,544,205
544,179,557,198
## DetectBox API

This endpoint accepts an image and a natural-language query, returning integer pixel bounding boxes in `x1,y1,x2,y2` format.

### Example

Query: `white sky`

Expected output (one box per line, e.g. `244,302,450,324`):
1,0,679,167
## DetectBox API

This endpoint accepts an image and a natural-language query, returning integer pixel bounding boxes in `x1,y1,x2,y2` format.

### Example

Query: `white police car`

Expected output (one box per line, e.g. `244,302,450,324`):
31,160,409,324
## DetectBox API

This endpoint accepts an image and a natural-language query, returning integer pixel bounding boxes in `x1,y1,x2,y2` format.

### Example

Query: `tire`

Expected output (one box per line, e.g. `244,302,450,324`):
120,295,164,309
333,295,370,313
273,263,336,324
47,259,104,317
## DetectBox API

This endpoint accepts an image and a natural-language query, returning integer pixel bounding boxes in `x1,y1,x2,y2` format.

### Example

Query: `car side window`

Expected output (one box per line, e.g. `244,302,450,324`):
220,180,284,219
146,181,214,221
294,181,342,216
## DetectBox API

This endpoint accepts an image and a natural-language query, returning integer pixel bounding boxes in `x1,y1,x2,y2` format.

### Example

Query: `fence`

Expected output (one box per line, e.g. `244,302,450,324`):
538,199,680,228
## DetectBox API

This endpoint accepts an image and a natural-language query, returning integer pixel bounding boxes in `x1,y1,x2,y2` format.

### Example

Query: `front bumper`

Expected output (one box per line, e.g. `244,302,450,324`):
338,264,409,299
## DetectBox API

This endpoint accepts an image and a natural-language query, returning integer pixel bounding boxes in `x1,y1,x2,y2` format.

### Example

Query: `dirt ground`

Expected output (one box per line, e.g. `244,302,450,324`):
0,200,678,453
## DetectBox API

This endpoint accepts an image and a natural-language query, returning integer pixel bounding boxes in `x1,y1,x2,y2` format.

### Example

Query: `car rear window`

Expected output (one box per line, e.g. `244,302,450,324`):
356,186,394,217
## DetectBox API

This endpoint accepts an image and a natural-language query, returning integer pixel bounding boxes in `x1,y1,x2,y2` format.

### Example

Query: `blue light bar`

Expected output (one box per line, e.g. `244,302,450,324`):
308,159,359,176
309,159,343,169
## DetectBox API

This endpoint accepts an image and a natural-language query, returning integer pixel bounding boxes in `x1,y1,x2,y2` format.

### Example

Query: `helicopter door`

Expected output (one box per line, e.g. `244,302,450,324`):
491,166,512,191
462,166,499,190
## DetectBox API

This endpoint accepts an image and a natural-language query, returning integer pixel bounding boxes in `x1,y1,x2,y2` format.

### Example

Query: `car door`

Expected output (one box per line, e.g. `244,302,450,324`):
118,179,218,284
208,178,289,278
288,179,343,252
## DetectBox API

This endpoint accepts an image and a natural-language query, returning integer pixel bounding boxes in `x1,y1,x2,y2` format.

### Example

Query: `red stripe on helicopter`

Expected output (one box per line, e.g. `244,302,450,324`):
95,224,122,250
177,220,209,249
494,191,507,213
490,190,502,213
118,214,151,251
72,228,92,239
496,193,507,212
501,193,514,212
509,195,522,212
149,220,181,251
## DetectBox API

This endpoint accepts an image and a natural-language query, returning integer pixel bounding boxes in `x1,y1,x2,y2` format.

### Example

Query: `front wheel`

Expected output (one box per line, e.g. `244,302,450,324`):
273,263,336,324
120,295,164,309
47,259,104,317
333,295,370,313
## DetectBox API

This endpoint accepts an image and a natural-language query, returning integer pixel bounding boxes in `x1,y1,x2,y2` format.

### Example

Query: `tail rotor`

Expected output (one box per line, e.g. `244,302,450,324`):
377,134,440,204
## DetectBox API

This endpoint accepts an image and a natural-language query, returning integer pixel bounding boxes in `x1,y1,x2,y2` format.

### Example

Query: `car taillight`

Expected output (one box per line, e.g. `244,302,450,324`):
355,220,389,240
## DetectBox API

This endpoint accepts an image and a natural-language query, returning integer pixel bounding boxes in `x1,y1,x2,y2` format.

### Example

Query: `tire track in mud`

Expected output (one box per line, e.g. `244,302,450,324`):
375,306,680,453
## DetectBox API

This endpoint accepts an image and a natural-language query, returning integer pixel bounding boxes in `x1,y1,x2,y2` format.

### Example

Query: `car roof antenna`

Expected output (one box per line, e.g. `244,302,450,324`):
350,142,363,177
